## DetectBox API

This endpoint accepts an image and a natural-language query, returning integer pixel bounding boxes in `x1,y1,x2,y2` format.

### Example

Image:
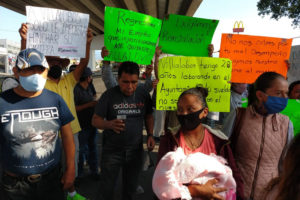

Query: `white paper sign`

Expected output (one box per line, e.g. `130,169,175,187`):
26,6,89,58
288,45,300,84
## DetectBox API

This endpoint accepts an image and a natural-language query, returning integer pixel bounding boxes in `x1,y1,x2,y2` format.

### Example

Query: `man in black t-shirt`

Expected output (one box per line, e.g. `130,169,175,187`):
92,61,155,200
74,67,99,178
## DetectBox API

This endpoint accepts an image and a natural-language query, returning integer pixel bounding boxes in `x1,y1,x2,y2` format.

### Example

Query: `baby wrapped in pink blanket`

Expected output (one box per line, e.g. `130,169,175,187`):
152,148,236,200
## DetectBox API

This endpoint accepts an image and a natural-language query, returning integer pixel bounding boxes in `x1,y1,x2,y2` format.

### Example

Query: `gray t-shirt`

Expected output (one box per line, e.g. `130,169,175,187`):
95,85,153,148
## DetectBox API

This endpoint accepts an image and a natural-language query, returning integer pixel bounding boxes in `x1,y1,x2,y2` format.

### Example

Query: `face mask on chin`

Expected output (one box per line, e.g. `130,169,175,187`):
177,108,205,131
19,74,46,92
263,95,288,114
48,65,62,79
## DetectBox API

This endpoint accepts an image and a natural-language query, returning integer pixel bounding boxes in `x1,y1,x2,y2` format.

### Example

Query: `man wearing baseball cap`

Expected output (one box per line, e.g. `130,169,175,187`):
19,23,93,200
74,67,99,179
0,48,75,200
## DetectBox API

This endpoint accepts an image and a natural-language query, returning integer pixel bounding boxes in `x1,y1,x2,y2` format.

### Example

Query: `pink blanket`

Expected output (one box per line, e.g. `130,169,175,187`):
152,148,236,200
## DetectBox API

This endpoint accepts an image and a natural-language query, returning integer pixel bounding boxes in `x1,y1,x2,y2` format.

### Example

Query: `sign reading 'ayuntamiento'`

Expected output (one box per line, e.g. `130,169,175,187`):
156,57,232,112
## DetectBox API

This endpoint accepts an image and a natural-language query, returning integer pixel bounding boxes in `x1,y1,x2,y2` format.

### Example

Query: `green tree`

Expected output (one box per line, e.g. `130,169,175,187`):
257,0,300,27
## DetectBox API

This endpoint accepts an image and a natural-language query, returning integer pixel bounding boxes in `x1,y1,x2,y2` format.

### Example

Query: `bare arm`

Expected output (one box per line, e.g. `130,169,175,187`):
154,46,162,80
19,23,27,50
145,114,155,151
208,44,214,57
75,101,97,112
73,29,93,82
60,123,75,190
145,114,154,137
188,179,227,200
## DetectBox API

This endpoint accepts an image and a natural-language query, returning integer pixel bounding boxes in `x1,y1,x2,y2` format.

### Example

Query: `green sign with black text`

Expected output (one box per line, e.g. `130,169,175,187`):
159,14,219,56
104,7,162,65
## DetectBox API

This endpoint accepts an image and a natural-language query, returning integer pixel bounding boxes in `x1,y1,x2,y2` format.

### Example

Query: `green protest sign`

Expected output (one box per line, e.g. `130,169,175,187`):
158,14,219,56
281,99,300,136
104,7,162,65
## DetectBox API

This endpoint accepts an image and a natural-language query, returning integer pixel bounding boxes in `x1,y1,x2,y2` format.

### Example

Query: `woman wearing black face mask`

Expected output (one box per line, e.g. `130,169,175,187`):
156,87,244,200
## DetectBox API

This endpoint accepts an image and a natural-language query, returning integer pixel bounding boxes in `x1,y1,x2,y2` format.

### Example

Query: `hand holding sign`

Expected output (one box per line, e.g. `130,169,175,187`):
19,23,28,41
87,28,93,44
101,46,109,58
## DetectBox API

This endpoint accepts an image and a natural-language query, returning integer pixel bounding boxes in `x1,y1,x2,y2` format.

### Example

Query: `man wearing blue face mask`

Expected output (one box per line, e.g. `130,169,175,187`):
0,48,75,200
19,23,93,200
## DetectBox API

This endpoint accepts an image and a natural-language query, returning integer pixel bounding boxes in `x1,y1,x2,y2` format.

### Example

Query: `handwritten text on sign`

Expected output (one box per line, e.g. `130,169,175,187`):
104,7,162,65
159,14,219,56
287,45,300,84
220,34,292,83
26,6,89,58
156,57,232,112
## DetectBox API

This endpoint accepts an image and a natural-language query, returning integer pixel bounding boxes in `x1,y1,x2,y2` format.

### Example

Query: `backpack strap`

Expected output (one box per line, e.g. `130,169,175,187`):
230,107,246,154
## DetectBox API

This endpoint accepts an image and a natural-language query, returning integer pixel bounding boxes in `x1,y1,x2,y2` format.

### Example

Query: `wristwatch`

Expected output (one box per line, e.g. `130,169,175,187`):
147,133,153,138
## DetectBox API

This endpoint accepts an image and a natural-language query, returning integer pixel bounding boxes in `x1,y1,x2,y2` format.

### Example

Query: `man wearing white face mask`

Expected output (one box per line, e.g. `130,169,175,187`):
0,48,75,200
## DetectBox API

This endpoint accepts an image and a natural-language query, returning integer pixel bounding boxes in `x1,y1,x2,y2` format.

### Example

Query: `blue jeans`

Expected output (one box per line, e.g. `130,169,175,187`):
97,145,143,200
0,165,64,200
78,127,99,176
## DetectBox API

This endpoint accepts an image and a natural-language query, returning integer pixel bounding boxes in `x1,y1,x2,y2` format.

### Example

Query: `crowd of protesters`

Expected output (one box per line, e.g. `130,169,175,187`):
0,22,299,200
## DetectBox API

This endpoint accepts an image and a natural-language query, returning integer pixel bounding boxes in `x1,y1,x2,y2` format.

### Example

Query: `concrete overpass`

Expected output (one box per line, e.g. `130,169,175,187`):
0,0,203,70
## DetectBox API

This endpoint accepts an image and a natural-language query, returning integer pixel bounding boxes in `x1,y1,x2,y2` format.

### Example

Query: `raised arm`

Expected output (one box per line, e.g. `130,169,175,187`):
142,62,154,93
208,44,214,57
101,46,117,89
73,29,93,82
19,23,27,50
154,46,162,80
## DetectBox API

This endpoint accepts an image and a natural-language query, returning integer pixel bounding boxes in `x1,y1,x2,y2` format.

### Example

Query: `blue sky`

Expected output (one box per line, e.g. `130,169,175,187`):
0,0,299,49
0,6,26,42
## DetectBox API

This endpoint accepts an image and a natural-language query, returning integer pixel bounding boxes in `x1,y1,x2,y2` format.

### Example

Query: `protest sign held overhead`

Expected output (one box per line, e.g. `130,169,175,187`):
104,7,162,65
159,14,219,56
26,6,89,58
287,45,300,84
156,57,232,112
220,34,292,83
